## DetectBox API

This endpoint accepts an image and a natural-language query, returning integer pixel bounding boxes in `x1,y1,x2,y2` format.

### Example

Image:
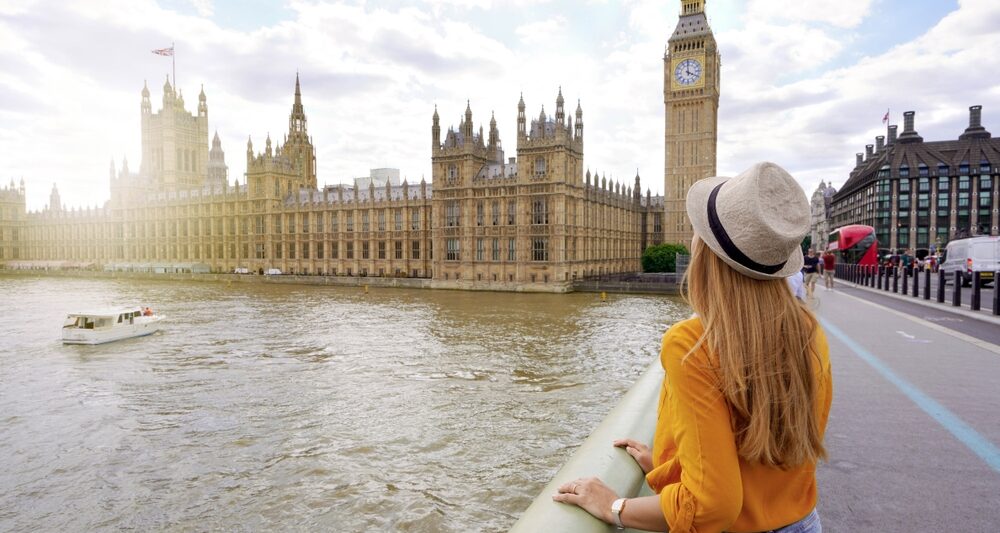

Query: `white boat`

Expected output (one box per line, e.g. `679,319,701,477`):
62,307,163,345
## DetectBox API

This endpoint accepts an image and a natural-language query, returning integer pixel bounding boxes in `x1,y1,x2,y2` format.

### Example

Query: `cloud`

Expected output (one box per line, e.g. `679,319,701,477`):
1,0,998,214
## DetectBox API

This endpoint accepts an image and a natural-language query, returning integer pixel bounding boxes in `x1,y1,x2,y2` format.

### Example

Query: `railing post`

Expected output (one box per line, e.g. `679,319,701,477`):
971,272,981,311
994,271,1000,316
923,268,931,300
953,271,962,307
892,267,899,293
912,266,919,297
877,266,883,290
869,266,876,287
902,266,909,294
937,269,946,303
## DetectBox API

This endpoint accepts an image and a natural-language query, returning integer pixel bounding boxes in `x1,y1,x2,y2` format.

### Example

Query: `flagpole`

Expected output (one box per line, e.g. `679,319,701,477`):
172,41,176,90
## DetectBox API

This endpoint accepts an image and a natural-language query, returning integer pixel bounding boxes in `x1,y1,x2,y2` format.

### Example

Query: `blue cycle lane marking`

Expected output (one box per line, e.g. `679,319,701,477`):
820,317,1000,474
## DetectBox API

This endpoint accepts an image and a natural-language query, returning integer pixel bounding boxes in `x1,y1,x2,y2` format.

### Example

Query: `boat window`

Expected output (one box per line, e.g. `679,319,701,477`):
118,315,123,323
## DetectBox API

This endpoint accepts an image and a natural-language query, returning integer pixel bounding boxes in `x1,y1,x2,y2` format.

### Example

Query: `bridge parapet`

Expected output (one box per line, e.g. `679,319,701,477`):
511,360,662,532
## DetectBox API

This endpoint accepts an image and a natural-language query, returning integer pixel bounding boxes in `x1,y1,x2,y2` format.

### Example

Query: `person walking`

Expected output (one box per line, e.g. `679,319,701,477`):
822,250,836,290
553,162,832,533
803,248,820,299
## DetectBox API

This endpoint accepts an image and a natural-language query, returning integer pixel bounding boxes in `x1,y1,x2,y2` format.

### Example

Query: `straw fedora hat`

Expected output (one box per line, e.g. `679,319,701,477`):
685,161,810,280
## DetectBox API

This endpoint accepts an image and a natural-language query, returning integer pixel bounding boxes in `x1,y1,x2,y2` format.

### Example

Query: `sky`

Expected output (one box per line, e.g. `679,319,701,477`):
2,0,999,211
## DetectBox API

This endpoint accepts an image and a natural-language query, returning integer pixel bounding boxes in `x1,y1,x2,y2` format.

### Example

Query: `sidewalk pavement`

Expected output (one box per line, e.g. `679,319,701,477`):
814,288,1000,532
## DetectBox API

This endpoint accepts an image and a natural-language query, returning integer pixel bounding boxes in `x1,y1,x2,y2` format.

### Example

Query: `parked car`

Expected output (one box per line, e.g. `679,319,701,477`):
940,236,1000,286
264,268,283,276
233,267,250,274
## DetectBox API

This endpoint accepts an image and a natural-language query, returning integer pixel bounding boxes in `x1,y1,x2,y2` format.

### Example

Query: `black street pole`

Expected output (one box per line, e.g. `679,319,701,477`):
937,269,946,303
971,272,981,311
953,271,962,307
923,268,931,300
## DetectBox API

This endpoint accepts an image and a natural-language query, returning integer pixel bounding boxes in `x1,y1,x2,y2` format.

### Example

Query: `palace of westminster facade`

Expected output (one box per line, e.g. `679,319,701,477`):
0,75,667,288
1,0,731,288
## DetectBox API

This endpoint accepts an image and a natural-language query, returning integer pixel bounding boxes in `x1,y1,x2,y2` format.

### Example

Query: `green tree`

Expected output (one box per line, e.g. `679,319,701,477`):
642,243,690,273
800,235,812,254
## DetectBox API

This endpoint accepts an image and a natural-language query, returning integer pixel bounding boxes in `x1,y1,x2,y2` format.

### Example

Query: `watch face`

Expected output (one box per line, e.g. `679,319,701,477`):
674,58,702,86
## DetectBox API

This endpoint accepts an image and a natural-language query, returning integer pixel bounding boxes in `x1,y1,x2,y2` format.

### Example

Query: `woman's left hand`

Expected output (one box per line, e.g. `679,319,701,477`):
552,477,619,524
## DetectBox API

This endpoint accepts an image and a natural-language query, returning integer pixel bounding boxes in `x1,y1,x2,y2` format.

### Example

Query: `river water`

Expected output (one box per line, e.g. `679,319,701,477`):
0,275,689,532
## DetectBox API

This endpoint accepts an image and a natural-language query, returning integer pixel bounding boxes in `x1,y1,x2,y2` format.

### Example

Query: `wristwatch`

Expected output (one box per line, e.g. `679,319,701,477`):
611,498,627,530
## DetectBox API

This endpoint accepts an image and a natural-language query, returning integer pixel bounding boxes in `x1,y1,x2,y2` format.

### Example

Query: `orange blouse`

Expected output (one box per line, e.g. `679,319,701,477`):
645,317,832,533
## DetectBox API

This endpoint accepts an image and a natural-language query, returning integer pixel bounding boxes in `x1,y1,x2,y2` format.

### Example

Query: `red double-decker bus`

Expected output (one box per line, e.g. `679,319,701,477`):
827,225,879,266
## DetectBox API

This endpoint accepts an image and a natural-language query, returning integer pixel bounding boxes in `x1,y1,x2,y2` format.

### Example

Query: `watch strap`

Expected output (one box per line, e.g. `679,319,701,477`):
611,498,627,529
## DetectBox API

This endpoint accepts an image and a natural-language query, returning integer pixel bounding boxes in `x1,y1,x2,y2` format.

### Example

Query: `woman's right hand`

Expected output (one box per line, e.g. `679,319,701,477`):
613,438,653,474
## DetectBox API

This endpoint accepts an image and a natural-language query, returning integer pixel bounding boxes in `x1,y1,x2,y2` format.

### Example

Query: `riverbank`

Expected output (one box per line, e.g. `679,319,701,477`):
0,268,679,295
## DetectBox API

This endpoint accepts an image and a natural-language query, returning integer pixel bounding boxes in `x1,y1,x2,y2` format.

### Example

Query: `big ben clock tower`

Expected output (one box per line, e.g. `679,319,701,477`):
664,0,720,245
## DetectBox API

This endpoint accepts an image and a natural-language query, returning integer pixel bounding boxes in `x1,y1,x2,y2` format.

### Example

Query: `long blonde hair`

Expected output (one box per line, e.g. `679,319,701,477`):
683,236,826,468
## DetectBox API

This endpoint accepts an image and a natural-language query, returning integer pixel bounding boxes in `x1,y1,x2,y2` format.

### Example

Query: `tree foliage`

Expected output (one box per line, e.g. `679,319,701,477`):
641,243,690,273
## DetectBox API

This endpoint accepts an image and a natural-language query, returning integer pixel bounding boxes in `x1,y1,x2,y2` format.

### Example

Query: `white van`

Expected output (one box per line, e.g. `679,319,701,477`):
940,236,1000,286
233,267,250,274
264,268,283,276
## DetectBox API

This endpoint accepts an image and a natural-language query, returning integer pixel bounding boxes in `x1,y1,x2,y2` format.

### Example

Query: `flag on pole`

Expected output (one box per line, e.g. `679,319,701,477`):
152,46,174,56
882,109,890,125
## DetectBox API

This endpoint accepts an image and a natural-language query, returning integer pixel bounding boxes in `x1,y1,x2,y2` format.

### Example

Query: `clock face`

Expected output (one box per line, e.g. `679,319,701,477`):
674,58,702,86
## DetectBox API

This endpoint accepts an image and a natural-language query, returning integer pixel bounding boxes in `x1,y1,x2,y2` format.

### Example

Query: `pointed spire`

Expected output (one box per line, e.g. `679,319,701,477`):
518,92,525,110
556,86,564,105
433,104,439,121
199,83,206,101
576,99,583,117
490,110,496,127
294,71,302,105
141,80,149,98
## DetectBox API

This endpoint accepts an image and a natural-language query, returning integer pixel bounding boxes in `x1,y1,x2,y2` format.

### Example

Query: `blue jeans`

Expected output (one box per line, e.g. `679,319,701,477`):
770,509,821,533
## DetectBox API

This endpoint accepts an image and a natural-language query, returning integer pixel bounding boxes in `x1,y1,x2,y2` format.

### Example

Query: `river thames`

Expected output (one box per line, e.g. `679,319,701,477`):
0,275,689,532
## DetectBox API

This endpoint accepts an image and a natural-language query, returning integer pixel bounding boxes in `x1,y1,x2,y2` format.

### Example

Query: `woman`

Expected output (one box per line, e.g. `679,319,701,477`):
553,162,832,532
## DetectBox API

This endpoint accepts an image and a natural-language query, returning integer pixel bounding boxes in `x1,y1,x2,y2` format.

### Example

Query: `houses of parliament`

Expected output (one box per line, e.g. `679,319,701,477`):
0,0,722,290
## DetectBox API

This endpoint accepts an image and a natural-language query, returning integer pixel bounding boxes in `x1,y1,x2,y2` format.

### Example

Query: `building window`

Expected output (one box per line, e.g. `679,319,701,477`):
446,238,460,261
331,213,339,232
410,208,420,230
288,214,296,234
534,156,546,176
394,240,403,259
330,242,339,259
476,201,484,226
302,213,310,233
446,201,460,227
362,212,370,232
531,197,549,225
394,209,402,231
346,242,354,259
412,240,420,259
289,243,296,259
346,213,354,232
448,164,458,182
491,201,500,226
378,210,386,231
918,177,930,193
302,242,309,259
531,239,549,261
919,165,929,178
255,216,265,235
363,242,370,259
315,212,323,233
507,238,516,261
653,213,663,233
317,242,324,259
255,243,265,259
958,175,971,191
476,238,484,261
507,200,517,225
378,241,386,259
491,238,500,261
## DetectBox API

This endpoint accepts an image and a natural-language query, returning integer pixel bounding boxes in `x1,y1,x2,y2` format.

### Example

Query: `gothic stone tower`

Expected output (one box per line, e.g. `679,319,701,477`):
139,77,210,193
663,0,720,245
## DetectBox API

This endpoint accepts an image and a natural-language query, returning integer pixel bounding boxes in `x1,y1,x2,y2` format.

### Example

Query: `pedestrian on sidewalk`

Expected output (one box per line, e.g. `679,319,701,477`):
554,162,832,533
822,250,836,290
803,248,820,298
